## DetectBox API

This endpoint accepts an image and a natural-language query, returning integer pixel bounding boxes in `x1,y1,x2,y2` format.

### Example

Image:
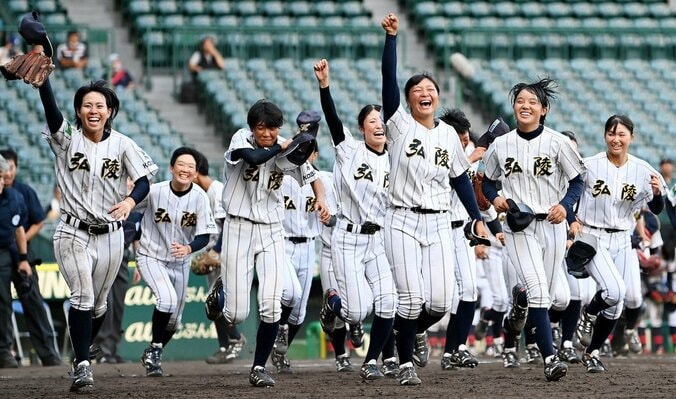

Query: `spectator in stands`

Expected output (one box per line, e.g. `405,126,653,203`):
0,149,62,366
56,30,88,70
187,35,224,77
0,33,22,65
107,53,134,91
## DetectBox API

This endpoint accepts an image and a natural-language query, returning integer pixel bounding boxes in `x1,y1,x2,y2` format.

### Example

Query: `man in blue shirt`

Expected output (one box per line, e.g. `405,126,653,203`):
0,149,61,366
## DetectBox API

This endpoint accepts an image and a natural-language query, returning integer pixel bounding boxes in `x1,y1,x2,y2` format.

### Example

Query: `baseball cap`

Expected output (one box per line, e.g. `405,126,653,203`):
565,234,598,278
505,198,535,232
275,133,317,171
476,117,510,148
296,110,321,137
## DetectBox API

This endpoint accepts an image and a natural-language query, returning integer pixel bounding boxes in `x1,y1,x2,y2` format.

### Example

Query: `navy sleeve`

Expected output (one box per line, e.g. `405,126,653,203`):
129,176,150,205
232,145,282,165
486,217,502,236
450,173,482,220
189,234,210,253
16,183,46,227
647,194,664,215
213,233,223,253
38,79,64,133
381,34,399,123
319,86,345,145
482,177,500,203
559,174,584,213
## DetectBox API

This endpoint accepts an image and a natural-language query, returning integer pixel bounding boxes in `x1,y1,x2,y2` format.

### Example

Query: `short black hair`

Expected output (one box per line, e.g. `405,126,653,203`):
404,72,440,102
194,151,209,176
357,104,382,128
439,108,471,134
170,146,198,167
73,80,119,132
247,100,283,131
604,114,634,136
510,77,558,124
0,148,18,165
660,158,673,167
560,130,577,144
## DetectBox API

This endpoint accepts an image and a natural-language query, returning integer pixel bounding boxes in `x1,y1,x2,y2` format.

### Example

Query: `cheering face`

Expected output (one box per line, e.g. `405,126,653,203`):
407,78,439,122
361,109,386,150
77,92,112,136
2,158,16,187
171,154,198,189
605,123,633,158
513,89,546,132
252,122,280,148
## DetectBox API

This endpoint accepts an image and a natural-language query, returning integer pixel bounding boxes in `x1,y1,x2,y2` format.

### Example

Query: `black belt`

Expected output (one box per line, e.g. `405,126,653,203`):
345,221,381,235
64,215,122,235
286,237,315,244
228,214,260,224
534,213,548,221
396,206,447,214
451,220,465,229
588,225,626,234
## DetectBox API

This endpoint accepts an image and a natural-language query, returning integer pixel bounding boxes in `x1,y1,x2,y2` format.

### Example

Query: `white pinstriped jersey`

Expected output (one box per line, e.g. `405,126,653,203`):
483,127,584,213
385,105,469,210
221,129,318,224
577,152,667,231
205,179,226,248
450,146,479,221
318,170,337,247
281,175,321,238
667,182,676,207
136,181,217,261
42,120,158,224
334,129,389,226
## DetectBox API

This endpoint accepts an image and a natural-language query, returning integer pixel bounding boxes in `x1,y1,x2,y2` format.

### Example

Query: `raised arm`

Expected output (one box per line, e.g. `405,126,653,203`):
381,13,400,123
38,77,64,133
314,59,345,145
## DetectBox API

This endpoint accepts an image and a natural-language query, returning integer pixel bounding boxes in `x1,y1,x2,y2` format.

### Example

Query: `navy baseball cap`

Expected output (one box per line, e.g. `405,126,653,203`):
505,198,535,232
565,234,598,278
296,110,321,137
18,11,53,56
476,117,510,148
275,133,316,171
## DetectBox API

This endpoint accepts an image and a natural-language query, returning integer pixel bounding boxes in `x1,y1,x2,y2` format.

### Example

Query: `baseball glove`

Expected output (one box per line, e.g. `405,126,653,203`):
190,249,221,275
0,51,55,88
473,172,491,211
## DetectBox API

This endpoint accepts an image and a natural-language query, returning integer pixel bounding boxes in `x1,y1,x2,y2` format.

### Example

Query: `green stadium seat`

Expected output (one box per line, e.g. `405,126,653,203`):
596,2,623,18
571,2,596,18
233,1,257,16
262,1,286,17
314,1,340,17
648,3,673,18
348,16,372,27
414,2,440,19
504,17,529,29
243,15,266,27
162,14,185,28
547,2,572,18
34,0,58,13
494,2,518,18
530,17,554,29
43,13,68,25
155,0,179,15
128,0,152,15
581,17,608,29
189,15,212,26
271,15,293,27
467,2,492,18
623,3,648,18
324,16,345,28
619,34,647,59
441,2,467,18
297,16,318,27
341,2,366,18
659,17,676,29
135,14,158,30
182,1,206,15
592,34,619,58
287,1,312,17
215,15,239,26
520,2,546,18
423,16,450,34
8,0,29,14
555,17,581,28
633,17,659,29
208,1,231,15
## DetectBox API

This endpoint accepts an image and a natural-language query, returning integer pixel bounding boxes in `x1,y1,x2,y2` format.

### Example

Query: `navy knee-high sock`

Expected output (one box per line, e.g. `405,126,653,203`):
623,306,642,329
151,308,172,345
279,305,293,326
444,300,476,353
253,321,279,368
586,291,612,316
364,316,394,363
492,311,506,338
561,300,581,343
524,323,536,345
162,329,176,347
588,315,617,353
69,308,93,364
288,323,301,346
527,308,554,358
227,325,241,341
502,317,520,349
215,317,231,347
416,308,442,334
382,330,396,359
331,326,348,357
393,315,417,364
328,295,343,320
91,313,106,342
548,308,563,324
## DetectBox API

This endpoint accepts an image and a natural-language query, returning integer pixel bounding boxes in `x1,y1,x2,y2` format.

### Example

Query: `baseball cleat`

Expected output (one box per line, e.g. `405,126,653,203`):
582,350,607,373
624,329,642,354
141,346,163,377
271,351,293,374
204,277,224,321
274,324,289,355
226,334,247,361
474,308,490,341
507,284,528,332
557,346,581,364
412,332,430,367
551,326,562,350
335,354,354,372
319,289,338,334
524,345,542,364
359,362,384,380
397,363,422,386
349,323,365,348
70,360,94,393
440,354,456,370
576,305,596,348
447,344,479,368
205,348,229,365
249,366,275,387
544,355,568,381
502,350,520,368
381,358,399,378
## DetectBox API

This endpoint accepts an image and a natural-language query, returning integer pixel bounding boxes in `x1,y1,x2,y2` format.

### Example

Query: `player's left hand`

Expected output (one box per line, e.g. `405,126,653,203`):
474,244,489,260
495,232,506,246
315,198,330,224
108,197,135,220
467,147,486,163
171,242,192,259
133,268,142,284
474,219,489,240
18,261,32,277
649,174,662,196
546,204,566,224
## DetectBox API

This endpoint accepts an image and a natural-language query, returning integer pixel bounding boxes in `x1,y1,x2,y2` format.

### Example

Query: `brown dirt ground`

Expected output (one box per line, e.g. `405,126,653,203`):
1,354,675,398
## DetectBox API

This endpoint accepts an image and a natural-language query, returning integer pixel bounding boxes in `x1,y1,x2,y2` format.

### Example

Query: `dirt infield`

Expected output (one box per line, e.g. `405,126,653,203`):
1,354,675,398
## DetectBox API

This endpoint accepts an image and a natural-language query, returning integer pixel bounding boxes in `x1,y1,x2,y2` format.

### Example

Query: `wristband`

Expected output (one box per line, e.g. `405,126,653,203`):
19,253,28,262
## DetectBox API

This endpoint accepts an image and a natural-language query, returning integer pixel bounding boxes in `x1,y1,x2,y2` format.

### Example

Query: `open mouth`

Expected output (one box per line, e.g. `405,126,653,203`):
420,100,432,109
373,130,385,137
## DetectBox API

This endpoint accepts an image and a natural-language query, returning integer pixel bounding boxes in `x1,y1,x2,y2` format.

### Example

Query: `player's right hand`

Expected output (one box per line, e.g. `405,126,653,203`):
280,138,293,151
314,59,329,88
568,220,582,238
381,13,398,35
493,196,508,213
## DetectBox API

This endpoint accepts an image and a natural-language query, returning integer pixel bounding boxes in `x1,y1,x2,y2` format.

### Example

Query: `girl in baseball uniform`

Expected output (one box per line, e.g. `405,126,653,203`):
569,114,666,372
136,147,217,377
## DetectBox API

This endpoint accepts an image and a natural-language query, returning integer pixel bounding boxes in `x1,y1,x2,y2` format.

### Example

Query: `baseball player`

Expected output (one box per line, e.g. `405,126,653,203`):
135,147,217,377
37,71,157,390
204,100,328,387
313,59,397,381
570,114,666,372
380,14,487,385
482,77,585,381
192,152,247,365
